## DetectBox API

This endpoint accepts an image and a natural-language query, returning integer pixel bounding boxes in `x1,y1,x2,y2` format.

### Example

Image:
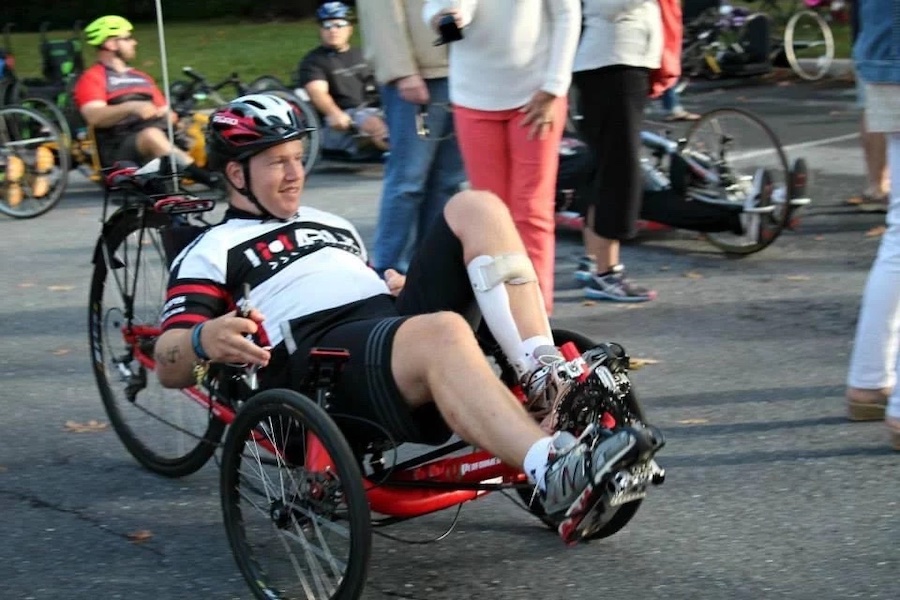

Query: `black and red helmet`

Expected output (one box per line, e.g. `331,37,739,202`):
206,94,310,170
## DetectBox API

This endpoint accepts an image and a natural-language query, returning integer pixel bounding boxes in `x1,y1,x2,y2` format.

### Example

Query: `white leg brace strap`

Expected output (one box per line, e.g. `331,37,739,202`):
469,253,537,291
467,254,543,377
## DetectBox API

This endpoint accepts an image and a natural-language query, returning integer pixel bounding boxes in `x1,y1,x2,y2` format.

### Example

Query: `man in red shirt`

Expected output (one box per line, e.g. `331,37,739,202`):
74,15,213,185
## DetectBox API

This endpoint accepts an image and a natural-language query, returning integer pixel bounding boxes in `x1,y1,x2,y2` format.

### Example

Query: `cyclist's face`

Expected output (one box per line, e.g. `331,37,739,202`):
247,140,306,218
319,19,352,49
107,34,137,60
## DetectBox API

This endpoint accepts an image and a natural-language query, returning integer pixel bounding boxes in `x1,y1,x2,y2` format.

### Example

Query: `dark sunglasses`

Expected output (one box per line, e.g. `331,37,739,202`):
321,20,350,30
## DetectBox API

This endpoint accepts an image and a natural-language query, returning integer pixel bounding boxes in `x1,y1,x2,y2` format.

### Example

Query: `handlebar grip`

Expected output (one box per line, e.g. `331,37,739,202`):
182,66,204,82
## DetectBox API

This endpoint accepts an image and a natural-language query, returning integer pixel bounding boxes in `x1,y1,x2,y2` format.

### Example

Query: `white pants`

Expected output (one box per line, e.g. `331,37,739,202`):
847,132,900,419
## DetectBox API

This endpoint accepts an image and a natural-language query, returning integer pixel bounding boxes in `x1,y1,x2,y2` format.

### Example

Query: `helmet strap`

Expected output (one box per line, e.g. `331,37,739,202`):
227,162,281,222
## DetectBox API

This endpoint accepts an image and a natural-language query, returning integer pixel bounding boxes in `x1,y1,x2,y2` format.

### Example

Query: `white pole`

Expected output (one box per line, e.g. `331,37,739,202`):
153,0,178,190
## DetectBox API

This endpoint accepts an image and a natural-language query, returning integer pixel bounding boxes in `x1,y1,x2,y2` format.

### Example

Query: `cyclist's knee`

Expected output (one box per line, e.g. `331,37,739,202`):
409,311,476,352
445,189,511,232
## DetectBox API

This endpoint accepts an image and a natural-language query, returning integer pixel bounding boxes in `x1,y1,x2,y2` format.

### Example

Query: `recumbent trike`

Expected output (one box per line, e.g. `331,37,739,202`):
89,159,666,600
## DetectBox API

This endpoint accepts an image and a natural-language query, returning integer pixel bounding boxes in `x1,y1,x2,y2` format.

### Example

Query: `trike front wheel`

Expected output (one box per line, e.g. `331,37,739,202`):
221,388,372,600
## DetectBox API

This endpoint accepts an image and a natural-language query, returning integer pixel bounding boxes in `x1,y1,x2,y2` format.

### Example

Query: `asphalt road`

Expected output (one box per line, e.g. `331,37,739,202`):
1,77,896,600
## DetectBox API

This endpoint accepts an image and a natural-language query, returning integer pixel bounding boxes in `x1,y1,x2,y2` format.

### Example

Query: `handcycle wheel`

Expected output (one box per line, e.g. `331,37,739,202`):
515,329,647,541
784,10,834,81
682,107,791,255
89,208,225,477
0,105,69,218
221,388,371,600
20,96,73,147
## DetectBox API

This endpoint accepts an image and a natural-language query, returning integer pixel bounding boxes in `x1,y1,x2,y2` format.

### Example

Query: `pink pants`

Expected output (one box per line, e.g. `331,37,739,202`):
453,97,567,313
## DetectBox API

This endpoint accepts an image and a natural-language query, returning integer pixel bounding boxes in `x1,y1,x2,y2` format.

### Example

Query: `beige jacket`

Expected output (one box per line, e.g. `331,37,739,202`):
357,0,449,84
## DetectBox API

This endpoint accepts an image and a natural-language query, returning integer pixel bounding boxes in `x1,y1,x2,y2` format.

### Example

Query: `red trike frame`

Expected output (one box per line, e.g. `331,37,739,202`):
126,323,535,520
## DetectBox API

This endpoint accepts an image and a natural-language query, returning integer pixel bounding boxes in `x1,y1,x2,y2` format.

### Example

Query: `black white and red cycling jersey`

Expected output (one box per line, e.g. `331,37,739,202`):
161,206,389,348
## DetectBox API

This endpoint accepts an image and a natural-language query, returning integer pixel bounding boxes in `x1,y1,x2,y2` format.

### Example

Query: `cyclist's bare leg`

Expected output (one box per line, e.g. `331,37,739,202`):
135,127,194,165
444,190,551,342
358,114,389,151
390,311,545,468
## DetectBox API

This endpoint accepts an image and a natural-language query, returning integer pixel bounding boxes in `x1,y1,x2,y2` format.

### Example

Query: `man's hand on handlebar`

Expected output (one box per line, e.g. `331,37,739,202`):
326,111,354,131
199,308,271,367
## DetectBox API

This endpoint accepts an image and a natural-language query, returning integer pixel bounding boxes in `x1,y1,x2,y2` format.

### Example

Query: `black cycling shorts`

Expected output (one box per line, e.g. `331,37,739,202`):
279,213,475,448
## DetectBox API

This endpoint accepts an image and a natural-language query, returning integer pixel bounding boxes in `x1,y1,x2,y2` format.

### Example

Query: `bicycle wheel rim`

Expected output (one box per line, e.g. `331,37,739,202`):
0,106,69,218
683,107,791,255
89,209,223,476
784,10,834,81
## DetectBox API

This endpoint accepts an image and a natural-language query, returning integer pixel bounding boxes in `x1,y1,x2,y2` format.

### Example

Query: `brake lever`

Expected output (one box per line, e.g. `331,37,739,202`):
239,282,262,391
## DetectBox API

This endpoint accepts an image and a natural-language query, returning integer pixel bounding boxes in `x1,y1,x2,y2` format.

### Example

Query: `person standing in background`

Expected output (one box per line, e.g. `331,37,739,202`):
844,0,900,450
357,0,466,276
423,0,581,314
845,0,890,212
571,0,663,302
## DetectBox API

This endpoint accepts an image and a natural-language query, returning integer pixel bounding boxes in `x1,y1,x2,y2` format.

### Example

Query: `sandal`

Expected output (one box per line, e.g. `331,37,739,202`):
846,192,889,213
664,109,701,122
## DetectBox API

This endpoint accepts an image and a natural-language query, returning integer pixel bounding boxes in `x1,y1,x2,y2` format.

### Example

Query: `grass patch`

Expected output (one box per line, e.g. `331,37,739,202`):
5,18,343,90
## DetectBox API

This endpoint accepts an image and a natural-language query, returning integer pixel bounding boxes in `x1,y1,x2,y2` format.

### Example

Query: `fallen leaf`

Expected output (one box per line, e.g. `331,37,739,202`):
683,271,704,279
51,348,71,356
866,225,887,238
127,530,154,543
777,80,792,87
677,418,709,424
63,420,109,433
630,357,660,370
814,235,825,241
47,285,74,292
785,275,811,281
17,282,35,288
582,300,596,306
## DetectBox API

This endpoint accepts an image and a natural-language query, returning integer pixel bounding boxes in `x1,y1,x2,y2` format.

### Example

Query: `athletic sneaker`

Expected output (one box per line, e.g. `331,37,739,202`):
739,168,773,244
584,264,657,303
541,424,664,544
520,345,568,419
574,256,596,284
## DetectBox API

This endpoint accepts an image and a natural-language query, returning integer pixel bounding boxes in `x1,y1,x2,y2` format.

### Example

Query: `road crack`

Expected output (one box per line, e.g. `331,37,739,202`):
0,488,165,557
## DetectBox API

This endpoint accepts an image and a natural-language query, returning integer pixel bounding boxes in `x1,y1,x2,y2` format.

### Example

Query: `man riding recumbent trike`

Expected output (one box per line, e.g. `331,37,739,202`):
90,94,666,600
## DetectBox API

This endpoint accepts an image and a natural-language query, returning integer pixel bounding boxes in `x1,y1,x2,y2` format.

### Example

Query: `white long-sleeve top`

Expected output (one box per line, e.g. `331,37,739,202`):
423,0,581,110
574,0,663,72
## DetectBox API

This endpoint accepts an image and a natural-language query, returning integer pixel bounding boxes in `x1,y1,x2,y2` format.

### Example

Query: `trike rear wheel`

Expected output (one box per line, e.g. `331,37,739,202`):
89,209,224,476
515,329,646,541
221,389,371,600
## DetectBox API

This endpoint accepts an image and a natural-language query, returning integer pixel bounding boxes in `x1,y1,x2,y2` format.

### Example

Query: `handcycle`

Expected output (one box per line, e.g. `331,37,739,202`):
682,0,835,82
0,102,70,218
558,105,811,255
88,159,666,599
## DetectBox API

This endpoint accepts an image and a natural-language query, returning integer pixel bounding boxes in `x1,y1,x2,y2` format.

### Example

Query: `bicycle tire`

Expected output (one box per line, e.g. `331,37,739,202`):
784,10,834,81
221,389,371,600
0,105,69,219
683,107,791,255
89,208,225,477
20,96,72,146
515,329,646,541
